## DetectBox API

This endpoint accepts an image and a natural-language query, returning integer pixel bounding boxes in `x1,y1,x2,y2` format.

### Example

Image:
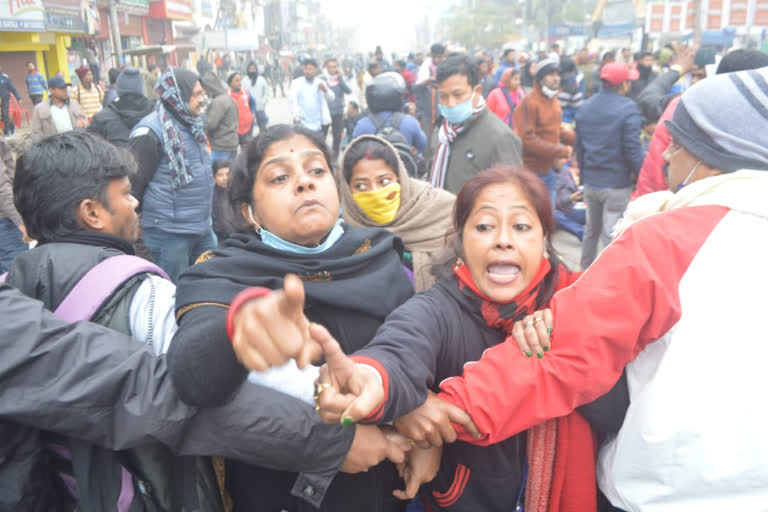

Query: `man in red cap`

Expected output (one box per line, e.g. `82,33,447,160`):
574,61,644,269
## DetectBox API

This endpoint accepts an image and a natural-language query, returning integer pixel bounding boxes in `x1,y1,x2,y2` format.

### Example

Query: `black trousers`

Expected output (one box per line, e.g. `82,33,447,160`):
331,113,344,159
1,96,13,135
30,94,43,105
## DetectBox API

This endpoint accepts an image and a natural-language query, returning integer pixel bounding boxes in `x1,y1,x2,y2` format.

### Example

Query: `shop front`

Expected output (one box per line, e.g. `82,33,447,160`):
0,0,68,115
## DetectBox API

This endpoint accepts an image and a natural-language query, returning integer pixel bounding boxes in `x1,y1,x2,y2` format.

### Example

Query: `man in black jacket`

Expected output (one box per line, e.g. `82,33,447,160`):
89,67,154,147
0,64,21,136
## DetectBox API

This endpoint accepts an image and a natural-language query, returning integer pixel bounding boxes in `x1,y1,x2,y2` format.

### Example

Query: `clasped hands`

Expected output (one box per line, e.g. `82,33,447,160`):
230,274,555,496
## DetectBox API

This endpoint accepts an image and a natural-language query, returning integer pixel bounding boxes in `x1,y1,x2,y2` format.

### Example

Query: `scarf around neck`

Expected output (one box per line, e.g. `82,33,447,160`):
155,68,206,191
176,224,414,321
430,96,487,189
453,257,557,333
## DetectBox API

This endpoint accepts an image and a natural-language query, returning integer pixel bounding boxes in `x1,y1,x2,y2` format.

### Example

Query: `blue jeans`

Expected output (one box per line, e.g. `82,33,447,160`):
555,207,586,241
210,150,236,164
0,218,26,274
141,227,217,283
539,169,558,209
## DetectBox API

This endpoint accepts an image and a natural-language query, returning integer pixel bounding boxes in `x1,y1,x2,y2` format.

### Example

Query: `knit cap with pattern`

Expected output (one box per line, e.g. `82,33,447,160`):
666,67,768,172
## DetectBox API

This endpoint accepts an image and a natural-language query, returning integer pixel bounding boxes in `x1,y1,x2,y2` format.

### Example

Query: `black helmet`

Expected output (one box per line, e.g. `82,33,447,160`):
366,72,405,113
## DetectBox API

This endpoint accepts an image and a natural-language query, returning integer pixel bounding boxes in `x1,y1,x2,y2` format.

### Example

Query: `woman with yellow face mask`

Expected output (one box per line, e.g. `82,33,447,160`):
340,135,456,291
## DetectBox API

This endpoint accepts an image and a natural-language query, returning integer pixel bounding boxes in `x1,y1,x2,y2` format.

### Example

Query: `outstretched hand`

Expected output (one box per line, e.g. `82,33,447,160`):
231,274,321,371
312,323,385,425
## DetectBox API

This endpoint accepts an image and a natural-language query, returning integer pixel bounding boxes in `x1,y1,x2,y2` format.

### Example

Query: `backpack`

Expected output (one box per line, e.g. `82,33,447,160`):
368,112,424,179
2,255,224,512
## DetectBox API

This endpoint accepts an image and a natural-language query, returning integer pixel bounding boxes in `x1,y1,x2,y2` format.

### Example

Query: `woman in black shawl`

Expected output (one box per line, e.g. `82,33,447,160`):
167,124,414,512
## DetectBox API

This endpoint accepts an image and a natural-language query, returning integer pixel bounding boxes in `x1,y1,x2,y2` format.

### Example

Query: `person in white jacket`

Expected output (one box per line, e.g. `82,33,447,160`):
290,58,334,134
245,62,269,134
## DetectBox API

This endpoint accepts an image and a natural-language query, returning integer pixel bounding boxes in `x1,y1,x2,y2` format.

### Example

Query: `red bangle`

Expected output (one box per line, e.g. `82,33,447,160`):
226,287,272,342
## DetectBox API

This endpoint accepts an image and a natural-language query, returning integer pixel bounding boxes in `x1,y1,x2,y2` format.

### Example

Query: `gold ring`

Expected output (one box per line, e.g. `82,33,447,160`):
408,439,416,447
315,382,329,394
524,321,535,328
533,317,543,324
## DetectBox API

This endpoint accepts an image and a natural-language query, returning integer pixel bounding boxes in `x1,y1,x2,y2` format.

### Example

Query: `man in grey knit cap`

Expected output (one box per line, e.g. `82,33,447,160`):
294,66,768,512
89,67,154,147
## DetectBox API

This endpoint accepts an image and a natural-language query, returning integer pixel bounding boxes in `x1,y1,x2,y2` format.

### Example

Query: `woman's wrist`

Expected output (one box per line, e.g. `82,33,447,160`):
226,287,272,341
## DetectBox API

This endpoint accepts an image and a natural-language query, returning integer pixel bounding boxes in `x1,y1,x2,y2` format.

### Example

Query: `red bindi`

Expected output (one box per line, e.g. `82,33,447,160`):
290,148,294,152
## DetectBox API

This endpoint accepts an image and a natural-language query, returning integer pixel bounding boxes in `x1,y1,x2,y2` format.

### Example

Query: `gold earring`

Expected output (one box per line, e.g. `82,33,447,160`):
454,257,464,269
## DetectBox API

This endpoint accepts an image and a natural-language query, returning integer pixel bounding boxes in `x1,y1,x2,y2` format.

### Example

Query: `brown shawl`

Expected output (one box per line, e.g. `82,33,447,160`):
339,135,456,291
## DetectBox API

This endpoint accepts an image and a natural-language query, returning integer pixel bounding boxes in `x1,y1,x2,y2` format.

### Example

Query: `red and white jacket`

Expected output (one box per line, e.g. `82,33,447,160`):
439,170,768,511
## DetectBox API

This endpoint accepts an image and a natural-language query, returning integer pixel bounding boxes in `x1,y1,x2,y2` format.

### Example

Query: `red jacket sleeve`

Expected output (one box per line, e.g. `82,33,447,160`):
438,205,729,446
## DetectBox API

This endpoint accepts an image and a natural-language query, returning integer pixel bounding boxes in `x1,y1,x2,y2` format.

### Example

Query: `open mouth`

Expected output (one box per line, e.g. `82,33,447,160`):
486,262,521,285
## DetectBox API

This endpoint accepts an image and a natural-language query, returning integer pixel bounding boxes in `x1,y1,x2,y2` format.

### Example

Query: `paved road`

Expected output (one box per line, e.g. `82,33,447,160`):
265,94,585,269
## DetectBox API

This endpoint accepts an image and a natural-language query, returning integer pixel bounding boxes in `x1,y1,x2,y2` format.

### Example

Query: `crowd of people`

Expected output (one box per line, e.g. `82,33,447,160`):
0,38,767,512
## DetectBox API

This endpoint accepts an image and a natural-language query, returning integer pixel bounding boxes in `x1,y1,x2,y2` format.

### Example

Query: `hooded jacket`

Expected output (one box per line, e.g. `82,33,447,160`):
340,135,455,291
438,170,768,511
200,72,239,153
88,93,155,146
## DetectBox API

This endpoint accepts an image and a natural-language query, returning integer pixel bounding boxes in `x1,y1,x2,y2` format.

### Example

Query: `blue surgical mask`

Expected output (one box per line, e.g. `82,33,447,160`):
259,218,345,255
438,93,475,125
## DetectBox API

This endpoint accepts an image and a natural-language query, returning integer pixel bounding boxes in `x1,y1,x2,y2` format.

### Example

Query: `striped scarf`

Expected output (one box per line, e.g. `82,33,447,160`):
429,96,486,189
155,68,206,191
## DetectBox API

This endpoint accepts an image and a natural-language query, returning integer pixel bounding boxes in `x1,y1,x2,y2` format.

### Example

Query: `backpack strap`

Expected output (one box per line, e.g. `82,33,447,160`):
54,255,169,322
369,112,387,132
390,112,404,130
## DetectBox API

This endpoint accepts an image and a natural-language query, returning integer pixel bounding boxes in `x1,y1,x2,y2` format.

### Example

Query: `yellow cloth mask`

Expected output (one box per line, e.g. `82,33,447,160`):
352,182,402,224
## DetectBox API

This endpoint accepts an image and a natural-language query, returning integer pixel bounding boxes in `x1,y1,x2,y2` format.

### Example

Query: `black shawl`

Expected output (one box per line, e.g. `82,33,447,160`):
176,223,414,321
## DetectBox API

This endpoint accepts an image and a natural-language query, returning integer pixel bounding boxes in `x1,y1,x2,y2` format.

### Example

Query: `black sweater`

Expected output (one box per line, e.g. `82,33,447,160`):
357,279,629,512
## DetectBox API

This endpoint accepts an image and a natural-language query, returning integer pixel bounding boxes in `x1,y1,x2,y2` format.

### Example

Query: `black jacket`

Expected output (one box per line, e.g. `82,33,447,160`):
0,238,355,511
170,226,414,511
89,93,155,146
357,278,629,512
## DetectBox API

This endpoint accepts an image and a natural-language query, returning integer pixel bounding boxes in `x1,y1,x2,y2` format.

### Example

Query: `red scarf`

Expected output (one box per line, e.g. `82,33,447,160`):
453,259,598,512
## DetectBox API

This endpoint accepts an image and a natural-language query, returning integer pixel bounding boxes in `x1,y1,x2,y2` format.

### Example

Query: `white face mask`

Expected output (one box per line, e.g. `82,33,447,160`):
541,85,559,99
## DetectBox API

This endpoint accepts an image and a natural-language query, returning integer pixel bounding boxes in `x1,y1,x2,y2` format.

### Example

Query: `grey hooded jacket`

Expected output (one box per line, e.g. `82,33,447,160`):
200,71,239,153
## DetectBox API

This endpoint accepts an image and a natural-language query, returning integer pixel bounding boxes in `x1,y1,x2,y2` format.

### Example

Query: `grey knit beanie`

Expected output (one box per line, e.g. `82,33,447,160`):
666,67,768,172
116,67,145,97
